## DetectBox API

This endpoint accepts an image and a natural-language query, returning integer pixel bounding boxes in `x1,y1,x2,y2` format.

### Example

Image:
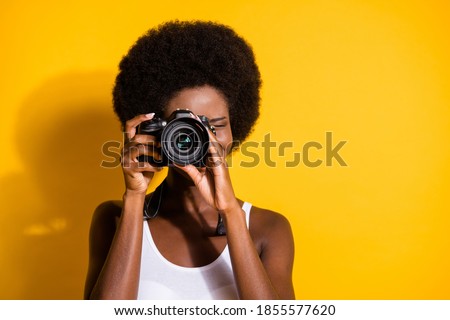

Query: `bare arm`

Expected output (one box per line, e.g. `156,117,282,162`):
84,193,146,299
223,206,295,299
84,113,160,299
255,210,295,299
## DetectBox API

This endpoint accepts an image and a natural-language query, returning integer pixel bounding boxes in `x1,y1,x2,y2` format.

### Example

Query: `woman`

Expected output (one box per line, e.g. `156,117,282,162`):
84,20,295,300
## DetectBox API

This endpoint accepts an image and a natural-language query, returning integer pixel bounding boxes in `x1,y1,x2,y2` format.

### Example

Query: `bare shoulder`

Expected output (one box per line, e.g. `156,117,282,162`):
90,200,123,229
84,200,123,299
88,200,127,246
246,204,296,299
247,204,294,253
88,200,124,253
249,205,292,233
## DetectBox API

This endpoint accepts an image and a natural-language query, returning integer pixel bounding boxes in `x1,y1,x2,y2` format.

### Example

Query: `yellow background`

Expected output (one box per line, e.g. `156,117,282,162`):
1,0,449,299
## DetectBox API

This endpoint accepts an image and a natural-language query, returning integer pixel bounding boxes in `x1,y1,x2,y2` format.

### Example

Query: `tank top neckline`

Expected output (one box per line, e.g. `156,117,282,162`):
143,202,252,272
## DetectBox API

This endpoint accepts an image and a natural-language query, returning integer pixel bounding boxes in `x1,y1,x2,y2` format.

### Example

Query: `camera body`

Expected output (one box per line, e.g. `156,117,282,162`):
136,109,215,167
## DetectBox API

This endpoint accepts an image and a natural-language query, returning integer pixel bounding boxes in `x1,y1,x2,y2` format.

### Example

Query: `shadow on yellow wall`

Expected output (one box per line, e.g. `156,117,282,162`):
0,71,125,299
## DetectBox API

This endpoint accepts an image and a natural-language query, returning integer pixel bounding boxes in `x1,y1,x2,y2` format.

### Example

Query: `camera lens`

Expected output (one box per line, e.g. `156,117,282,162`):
161,118,209,166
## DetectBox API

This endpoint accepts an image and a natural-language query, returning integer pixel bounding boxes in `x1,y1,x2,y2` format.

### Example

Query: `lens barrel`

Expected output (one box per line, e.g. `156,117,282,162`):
161,117,210,166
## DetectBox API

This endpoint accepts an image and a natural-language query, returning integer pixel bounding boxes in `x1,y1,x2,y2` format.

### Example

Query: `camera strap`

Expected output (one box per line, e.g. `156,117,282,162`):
215,214,226,236
143,181,164,220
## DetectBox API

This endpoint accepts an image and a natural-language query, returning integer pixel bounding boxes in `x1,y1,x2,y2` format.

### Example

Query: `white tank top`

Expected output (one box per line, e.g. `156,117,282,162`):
137,202,252,300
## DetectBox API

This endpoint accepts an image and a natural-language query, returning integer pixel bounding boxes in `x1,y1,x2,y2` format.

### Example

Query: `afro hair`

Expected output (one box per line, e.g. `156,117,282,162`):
112,20,262,144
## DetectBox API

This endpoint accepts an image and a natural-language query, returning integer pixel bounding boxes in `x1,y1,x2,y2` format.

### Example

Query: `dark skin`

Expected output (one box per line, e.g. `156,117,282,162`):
84,85,295,300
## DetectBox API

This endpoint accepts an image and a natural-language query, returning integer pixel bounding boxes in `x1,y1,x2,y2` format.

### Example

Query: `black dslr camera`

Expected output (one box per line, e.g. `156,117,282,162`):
136,109,216,167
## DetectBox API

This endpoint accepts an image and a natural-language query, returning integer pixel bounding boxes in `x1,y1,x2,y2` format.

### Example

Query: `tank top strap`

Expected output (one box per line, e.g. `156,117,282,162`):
242,201,252,228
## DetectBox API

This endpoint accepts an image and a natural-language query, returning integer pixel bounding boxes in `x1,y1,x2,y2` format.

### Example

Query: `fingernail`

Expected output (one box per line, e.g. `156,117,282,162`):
145,113,155,118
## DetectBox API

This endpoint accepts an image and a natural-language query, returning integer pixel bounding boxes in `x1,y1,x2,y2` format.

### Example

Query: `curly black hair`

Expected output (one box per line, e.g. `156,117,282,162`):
112,20,262,144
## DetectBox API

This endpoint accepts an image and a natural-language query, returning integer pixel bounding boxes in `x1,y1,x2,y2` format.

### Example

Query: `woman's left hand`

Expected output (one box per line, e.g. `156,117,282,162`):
175,129,240,214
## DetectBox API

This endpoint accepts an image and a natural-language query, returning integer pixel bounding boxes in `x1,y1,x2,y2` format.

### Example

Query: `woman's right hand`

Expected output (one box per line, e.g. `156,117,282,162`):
121,113,162,195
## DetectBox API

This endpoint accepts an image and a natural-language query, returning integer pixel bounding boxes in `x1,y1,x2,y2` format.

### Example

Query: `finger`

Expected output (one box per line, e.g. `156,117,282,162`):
125,161,163,172
205,140,227,170
174,164,203,186
130,134,160,147
123,143,162,162
131,144,162,161
121,143,161,167
124,113,155,142
206,129,226,156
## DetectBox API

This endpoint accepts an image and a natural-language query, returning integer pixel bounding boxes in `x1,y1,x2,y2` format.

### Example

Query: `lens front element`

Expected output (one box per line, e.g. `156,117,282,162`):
175,132,193,151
